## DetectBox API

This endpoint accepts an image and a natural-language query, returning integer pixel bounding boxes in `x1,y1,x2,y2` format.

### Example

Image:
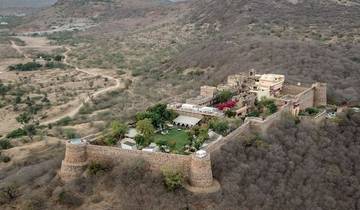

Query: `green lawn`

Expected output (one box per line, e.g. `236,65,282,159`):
154,129,190,151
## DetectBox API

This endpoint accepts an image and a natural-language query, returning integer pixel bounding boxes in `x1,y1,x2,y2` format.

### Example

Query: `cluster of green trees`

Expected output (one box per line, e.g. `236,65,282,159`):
12,96,43,141
209,118,229,136
36,53,64,62
215,90,234,103
299,107,320,116
187,125,209,150
247,97,278,118
134,104,178,148
8,62,42,71
0,82,11,98
104,121,128,145
136,103,178,129
135,118,155,148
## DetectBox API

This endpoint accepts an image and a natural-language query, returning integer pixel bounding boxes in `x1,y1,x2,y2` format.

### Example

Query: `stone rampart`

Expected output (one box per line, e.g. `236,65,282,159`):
86,145,192,177
296,87,315,110
206,121,251,153
285,82,327,110
60,143,215,190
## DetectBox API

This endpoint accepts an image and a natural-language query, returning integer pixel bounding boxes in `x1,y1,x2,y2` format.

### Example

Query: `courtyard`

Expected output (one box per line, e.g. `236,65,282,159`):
154,128,190,152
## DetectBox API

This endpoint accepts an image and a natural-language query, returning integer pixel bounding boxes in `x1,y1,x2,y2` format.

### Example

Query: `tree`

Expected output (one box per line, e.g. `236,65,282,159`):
0,139,12,150
134,135,146,147
16,112,36,141
109,121,128,140
259,97,278,115
54,55,64,62
209,119,229,136
225,109,237,118
162,169,183,191
136,104,178,128
136,118,155,137
16,112,31,125
215,90,234,103
0,184,18,204
0,83,10,98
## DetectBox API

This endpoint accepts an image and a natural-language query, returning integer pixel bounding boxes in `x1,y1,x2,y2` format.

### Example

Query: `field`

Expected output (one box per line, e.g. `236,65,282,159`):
154,128,190,152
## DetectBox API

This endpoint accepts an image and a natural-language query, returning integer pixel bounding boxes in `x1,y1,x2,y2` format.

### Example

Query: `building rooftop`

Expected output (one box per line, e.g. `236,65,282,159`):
173,115,202,127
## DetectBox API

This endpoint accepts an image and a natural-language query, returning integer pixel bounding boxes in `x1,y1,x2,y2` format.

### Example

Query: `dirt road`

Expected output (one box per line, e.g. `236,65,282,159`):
9,38,123,126
40,47,123,125
10,40,29,59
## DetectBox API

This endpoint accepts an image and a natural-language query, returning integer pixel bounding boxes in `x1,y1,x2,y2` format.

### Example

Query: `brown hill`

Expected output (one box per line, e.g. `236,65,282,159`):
168,0,360,104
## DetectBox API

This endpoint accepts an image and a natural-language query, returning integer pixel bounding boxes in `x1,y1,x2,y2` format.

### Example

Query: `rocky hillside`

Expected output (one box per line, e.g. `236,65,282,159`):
168,0,360,104
15,0,180,31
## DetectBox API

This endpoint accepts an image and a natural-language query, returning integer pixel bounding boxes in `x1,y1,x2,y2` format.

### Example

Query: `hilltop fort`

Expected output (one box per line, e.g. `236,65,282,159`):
60,70,327,193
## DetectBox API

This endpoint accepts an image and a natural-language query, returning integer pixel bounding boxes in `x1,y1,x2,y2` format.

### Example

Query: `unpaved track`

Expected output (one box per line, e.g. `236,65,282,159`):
10,40,29,59
9,38,123,126
40,47,123,125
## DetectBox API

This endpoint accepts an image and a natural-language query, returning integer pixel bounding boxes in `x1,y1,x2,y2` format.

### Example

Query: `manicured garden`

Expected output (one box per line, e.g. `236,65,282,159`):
154,129,190,152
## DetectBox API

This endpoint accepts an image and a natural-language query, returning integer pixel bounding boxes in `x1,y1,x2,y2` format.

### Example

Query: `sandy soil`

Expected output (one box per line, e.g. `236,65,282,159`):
0,137,63,170
0,36,128,136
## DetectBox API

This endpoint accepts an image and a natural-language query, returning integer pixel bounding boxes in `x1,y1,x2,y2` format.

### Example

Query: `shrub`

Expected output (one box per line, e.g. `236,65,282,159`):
162,169,183,191
63,128,79,139
109,121,128,140
56,117,73,126
0,139,12,149
57,191,83,207
0,184,18,204
105,136,118,146
225,109,237,118
209,119,229,136
247,110,260,117
215,90,234,103
6,128,27,139
0,155,11,163
8,62,42,71
305,107,320,116
88,161,110,176
134,135,146,147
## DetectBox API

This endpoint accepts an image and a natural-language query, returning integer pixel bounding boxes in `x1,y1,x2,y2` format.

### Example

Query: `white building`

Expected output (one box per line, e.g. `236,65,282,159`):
252,74,285,100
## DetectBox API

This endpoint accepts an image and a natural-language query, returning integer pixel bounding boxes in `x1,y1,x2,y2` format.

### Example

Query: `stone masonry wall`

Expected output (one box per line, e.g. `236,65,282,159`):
86,145,192,177
206,121,251,153
296,87,315,110
60,143,215,188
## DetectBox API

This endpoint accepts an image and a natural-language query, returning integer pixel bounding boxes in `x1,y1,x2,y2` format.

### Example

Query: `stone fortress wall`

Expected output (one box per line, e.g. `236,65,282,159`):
284,82,327,110
60,81,327,193
60,142,215,190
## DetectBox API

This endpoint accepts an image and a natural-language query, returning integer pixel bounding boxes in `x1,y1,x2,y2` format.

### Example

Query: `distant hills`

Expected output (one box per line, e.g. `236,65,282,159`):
0,0,57,8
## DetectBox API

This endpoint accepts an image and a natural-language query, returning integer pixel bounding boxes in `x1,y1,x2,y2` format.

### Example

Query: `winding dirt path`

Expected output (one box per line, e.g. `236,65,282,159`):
40,47,123,125
10,40,29,59
9,39,123,125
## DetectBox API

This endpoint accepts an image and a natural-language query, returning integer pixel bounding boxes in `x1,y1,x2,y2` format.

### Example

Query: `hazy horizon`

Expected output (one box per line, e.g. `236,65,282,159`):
0,0,57,8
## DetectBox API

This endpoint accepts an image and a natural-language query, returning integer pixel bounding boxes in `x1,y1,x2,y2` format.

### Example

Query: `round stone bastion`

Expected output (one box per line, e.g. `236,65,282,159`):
185,150,221,194
59,140,88,182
